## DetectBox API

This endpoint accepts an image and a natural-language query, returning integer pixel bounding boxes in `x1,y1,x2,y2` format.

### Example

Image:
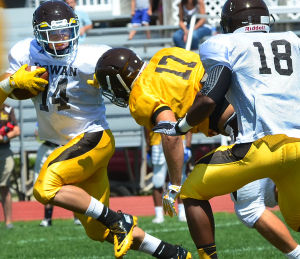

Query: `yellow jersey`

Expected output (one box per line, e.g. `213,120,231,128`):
129,47,209,136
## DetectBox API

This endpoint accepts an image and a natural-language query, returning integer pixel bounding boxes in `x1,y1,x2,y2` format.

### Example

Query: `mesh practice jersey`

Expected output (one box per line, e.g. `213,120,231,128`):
200,31,300,143
7,38,111,145
129,47,209,135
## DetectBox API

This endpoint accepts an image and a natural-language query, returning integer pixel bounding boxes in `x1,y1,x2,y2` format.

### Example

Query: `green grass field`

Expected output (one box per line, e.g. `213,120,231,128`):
1,212,299,258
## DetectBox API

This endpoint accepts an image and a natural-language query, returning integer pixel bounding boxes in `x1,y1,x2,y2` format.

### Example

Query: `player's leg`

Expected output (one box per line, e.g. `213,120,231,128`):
255,210,300,257
131,227,192,259
181,138,283,258
273,138,300,233
33,130,134,256
33,131,121,251
231,179,271,228
32,130,191,258
232,178,299,256
71,149,191,258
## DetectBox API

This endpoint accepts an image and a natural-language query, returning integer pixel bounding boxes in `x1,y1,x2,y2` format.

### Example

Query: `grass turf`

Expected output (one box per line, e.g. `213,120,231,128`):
1,211,299,258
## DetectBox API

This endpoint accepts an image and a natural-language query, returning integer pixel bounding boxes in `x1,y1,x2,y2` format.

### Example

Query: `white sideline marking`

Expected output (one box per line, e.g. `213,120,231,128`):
222,246,273,254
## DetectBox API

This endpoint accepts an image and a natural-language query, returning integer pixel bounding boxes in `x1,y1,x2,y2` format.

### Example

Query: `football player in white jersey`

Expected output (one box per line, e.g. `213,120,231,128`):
0,1,192,258
153,0,300,258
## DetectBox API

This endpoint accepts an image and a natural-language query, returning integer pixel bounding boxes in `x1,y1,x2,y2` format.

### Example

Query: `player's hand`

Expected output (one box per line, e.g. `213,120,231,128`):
152,120,186,136
162,184,181,217
87,74,100,88
9,64,47,95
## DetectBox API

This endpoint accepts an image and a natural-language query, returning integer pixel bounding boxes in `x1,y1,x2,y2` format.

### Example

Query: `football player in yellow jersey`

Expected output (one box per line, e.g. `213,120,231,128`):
94,47,235,218
151,0,300,258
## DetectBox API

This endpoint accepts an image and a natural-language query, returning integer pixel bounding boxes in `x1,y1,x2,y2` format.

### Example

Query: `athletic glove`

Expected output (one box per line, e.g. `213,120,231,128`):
9,64,48,95
162,183,181,217
152,120,186,136
184,147,192,163
87,74,100,88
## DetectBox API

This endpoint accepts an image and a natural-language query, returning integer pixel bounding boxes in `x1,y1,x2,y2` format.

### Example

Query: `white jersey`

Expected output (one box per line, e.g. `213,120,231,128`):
200,31,300,143
7,38,110,145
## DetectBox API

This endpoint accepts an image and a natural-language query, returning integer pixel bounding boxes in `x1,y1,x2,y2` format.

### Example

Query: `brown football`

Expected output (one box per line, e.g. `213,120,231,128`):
9,66,49,100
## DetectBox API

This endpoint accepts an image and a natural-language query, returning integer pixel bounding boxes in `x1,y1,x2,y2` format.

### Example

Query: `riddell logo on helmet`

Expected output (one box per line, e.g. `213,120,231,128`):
245,25,266,32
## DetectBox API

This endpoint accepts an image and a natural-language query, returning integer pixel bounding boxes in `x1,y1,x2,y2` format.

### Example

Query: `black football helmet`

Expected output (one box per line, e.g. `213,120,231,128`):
32,0,79,58
95,48,145,108
220,0,270,33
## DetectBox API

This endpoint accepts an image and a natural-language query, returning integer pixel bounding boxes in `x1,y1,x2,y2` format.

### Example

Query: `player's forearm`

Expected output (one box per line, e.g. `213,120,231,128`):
161,134,184,186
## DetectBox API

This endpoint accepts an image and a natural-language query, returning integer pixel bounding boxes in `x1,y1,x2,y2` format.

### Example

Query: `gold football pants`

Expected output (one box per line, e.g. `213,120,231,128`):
34,130,115,241
181,134,300,231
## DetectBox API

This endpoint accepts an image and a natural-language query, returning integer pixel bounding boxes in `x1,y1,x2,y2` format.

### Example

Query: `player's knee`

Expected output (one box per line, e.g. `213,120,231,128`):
235,206,265,228
33,177,61,205
33,181,50,205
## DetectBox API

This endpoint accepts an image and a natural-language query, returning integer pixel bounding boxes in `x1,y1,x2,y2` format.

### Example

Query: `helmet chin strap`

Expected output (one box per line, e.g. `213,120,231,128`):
106,75,113,93
130,61,147,89
234,24,270,33
116,74,131,93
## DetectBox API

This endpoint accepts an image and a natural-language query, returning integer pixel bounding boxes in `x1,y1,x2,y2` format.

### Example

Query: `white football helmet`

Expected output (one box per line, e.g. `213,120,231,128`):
32,0,80,58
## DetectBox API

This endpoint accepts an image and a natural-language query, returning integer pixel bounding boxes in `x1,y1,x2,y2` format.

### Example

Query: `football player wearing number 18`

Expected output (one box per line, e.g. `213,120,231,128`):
94,46,235,219
0,1,192,258
153,0,300,258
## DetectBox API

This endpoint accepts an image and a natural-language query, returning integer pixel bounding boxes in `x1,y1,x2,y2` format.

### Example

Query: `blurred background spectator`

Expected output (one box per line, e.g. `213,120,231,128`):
0,103,20,229
128,0,152,40
173,0,212,50
65,0,93,43
152,0,163,25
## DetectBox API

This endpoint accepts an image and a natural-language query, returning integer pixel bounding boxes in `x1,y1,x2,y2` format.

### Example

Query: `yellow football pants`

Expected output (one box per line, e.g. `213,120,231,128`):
181,134,300,232
33,130,115,241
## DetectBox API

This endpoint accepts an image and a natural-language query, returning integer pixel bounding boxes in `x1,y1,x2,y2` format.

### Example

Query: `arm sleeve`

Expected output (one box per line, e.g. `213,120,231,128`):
200,65,232,104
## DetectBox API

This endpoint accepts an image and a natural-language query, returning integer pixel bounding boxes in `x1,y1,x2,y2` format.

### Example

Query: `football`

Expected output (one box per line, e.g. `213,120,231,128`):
9,66,49,100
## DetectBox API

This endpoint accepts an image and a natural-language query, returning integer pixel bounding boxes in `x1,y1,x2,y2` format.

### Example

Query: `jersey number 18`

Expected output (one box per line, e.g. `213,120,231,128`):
253,39,293,76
